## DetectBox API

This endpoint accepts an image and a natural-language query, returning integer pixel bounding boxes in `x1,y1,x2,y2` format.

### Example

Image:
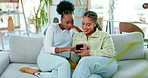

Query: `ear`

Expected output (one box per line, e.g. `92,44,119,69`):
94,23,97,28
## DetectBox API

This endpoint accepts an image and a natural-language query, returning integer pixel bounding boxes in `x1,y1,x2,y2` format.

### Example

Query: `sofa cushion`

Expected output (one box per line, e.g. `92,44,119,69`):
112,60,148,78
0,52,9,75
111,32,144,60
9,35,43,63
0,63,38,78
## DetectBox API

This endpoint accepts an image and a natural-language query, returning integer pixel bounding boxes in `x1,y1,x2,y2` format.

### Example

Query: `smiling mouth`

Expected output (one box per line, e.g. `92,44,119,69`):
83,29,88,32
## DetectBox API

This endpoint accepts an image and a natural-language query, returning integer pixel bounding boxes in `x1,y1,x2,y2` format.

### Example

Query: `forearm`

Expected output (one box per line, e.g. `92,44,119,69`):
55,48,71,53
90,48,116,57
73,26,82,32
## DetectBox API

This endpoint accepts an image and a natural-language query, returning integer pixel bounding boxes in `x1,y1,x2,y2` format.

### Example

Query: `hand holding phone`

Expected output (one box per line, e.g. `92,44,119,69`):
76,44,83,50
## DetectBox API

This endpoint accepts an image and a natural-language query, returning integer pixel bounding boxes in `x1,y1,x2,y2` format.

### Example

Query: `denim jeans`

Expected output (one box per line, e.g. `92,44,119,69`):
37,53,71,78
72,56,118,78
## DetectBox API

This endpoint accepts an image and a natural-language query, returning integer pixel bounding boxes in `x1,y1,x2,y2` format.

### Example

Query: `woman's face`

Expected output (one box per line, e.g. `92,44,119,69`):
82,16,96,36
61,14,74,31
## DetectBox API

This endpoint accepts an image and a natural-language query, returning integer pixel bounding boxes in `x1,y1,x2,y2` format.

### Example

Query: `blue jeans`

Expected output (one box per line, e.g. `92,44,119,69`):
72,56,118,78
37,53,71,78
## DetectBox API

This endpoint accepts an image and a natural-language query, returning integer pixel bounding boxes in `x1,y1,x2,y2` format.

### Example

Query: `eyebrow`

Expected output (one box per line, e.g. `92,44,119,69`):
86,23,91,25
82,21,92,25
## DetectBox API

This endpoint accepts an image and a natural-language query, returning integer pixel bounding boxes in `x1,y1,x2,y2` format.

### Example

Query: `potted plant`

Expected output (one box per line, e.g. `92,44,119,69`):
33,0,52,34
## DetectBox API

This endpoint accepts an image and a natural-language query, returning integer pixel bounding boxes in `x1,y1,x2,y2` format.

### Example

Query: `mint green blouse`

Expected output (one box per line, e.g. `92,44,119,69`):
71,29,116,63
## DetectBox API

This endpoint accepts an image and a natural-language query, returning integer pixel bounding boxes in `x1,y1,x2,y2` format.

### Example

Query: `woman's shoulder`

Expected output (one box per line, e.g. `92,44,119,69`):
49,23,59,28
47,23,59,30
98,30,108,35
95,30,110,37
73,32,84,37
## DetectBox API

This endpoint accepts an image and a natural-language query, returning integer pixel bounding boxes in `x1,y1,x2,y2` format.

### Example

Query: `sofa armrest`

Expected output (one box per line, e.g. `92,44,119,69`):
144,48,148,61
0,52,10,75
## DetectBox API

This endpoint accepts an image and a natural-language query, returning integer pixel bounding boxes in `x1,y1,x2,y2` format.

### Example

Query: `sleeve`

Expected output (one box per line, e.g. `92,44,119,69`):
70,34,81,63
71,29,79,35
43,24,56,54
90,33,116,57
72,34,78,46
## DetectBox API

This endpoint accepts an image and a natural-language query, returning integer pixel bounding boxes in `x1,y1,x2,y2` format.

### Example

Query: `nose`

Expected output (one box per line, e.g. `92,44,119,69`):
68,23,73,27
82,25,86,29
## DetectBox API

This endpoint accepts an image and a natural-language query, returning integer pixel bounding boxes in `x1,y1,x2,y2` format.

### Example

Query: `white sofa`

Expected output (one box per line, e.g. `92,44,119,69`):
0,32,148,78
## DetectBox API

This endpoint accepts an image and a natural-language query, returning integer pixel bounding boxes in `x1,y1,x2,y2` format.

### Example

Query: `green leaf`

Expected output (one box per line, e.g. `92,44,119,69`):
34,0,51,33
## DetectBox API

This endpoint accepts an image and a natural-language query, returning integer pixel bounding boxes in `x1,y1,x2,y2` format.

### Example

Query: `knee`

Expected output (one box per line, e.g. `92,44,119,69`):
60,58,70,66
37,54,70,70
79,57,90,64
89,74,103,78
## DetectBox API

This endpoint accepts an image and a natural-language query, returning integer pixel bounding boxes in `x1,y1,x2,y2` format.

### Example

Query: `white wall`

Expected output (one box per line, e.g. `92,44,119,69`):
49,6,61,24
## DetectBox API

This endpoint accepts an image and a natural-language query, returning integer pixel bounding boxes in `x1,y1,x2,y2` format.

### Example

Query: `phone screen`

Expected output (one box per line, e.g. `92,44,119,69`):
76,44,83,50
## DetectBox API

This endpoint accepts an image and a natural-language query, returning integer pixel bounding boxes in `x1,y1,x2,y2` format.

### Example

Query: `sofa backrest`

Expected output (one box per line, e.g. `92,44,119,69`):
8,32,144,63
9,35,43,63
111,32,144,61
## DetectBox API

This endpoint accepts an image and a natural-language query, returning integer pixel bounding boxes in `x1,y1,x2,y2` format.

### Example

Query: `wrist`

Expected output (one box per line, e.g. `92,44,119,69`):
66,48,71,51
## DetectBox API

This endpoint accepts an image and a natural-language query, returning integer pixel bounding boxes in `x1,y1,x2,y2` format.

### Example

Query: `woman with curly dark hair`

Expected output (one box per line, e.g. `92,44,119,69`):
19,1,82,78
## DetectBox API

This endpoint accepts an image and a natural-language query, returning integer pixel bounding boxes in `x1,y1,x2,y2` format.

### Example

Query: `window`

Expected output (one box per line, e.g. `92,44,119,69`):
114,0,148,22
90,0,109,20
90,0,148,34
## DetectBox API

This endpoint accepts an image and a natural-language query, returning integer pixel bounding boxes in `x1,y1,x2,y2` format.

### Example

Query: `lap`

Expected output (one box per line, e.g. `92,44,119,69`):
79,56,118,77
79,56,116,66
89,74,103,78
37,53,69,71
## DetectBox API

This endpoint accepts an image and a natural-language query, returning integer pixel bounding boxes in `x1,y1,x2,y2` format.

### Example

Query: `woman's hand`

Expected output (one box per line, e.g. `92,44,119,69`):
72,25,82,32
72,43,90,56
70,46,76,52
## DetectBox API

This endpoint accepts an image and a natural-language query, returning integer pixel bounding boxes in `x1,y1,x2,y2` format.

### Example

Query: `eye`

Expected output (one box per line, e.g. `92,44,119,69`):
66,21,69,24
69,21,74,25
82,22,85,25
86,23,91,26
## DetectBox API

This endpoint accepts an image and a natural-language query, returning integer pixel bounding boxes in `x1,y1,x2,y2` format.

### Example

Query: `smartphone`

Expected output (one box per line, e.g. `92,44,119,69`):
76,44,83,50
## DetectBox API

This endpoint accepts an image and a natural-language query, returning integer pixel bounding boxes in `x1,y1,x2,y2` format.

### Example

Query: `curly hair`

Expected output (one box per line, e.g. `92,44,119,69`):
56,1,75,15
